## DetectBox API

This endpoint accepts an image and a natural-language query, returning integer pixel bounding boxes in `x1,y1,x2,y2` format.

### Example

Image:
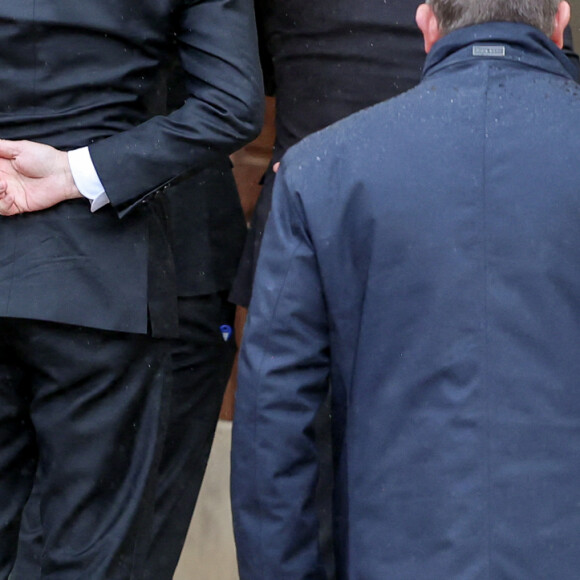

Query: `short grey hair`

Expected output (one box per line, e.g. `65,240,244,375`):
427,0,561,35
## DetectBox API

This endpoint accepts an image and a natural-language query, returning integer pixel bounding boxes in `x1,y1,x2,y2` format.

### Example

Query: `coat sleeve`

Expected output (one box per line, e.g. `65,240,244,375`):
231,158,331,580
89,0,264,216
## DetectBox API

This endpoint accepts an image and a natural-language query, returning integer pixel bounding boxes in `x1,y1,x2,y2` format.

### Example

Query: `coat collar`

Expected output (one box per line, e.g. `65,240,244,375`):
423,22,578,82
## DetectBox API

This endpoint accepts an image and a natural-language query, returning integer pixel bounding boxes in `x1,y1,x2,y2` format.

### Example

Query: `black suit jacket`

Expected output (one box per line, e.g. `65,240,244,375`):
0,0,263,335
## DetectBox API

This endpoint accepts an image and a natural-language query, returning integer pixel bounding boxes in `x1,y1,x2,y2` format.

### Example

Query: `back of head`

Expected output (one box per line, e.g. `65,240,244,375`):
427,0,560,35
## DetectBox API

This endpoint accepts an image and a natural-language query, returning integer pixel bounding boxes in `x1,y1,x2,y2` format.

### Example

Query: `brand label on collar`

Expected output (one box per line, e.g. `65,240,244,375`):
472,45,506,57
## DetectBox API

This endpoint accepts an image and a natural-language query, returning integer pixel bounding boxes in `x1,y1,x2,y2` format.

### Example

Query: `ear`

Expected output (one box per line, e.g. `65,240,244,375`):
551,1,570,48
416,3,443,53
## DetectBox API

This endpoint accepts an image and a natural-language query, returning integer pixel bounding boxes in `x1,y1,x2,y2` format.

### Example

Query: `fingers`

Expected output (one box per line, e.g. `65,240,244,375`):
0,139,19,160
273,162,280,173
0,183,17,216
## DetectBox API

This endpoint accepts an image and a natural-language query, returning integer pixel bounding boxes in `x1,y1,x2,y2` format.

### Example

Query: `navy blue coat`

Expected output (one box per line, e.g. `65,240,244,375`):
232,23,580,579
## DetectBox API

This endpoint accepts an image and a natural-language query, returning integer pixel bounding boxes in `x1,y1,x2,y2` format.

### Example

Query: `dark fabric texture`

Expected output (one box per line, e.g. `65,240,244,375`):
0,319,170,580
232,23,580,579
164,162,247,297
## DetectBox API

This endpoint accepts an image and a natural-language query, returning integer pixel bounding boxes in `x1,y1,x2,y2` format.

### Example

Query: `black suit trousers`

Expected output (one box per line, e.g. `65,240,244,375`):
0,318,171,580
13,293,236,580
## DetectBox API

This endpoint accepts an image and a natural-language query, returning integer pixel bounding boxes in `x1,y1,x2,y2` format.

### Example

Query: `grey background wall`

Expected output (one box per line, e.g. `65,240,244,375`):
570,0,580,47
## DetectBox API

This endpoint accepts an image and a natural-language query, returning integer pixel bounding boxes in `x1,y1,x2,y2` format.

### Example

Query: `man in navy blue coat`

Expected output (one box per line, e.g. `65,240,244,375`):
231,0,580,577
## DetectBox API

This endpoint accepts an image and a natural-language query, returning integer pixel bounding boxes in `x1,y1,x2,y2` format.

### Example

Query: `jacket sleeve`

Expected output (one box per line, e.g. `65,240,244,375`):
89,0,264,216
231,158,331,580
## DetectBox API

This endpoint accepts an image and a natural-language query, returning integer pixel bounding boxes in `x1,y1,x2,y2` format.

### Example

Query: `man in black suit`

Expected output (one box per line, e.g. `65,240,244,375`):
0,1,262,578
12,52,249,580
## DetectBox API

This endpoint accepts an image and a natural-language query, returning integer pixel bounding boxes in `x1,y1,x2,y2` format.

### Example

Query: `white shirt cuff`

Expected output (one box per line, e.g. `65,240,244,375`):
68,147,110,212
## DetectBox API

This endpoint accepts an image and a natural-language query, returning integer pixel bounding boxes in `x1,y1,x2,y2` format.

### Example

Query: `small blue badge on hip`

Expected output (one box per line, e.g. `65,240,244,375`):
220,324,233,342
